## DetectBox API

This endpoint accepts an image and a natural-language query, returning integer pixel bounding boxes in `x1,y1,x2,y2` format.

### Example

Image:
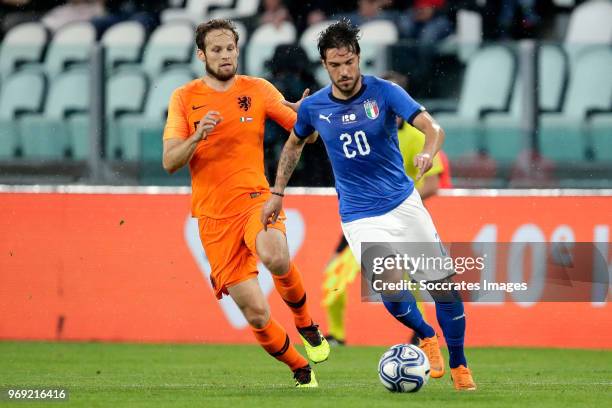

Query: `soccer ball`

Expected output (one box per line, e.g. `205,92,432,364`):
378,344,430,392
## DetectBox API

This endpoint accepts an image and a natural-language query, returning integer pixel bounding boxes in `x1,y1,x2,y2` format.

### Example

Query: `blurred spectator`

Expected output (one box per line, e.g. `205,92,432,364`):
259,0,291,28
392,1,458,98
396,0,453,44
263,44,333,186
482,0,544,39
91,0,167,38
501,0,540,33
268,44,319,106
287,1,357,33
41,0,104,32
337,0,395,26
0,0,62,37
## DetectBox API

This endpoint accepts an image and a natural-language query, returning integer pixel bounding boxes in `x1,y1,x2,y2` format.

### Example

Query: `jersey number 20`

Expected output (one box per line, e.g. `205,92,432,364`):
340,131,371,158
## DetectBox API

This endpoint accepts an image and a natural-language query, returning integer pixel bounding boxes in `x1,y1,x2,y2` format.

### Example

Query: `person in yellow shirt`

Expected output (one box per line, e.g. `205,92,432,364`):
398,120,445,200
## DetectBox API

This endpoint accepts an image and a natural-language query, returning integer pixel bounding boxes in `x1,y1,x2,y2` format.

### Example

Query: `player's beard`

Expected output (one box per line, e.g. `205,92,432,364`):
205,61,237,82
333,75,359,97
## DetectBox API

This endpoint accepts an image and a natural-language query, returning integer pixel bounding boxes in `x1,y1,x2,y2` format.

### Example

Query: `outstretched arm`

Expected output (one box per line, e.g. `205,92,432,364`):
260,130,308,229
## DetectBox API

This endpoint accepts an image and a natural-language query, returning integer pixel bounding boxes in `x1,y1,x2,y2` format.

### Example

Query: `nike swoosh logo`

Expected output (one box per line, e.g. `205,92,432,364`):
192,105,206,110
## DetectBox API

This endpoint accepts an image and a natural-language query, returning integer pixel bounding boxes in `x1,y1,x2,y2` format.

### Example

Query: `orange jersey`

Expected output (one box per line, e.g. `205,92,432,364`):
163,76,296,218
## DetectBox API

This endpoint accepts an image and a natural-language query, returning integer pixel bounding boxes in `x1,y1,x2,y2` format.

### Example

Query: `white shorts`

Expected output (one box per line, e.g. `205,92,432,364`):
341,189,453,283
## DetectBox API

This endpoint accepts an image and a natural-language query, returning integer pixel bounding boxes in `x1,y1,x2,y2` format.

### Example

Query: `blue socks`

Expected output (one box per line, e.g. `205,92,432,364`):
435,301,467,368
382,290,435,339
382,290,469,369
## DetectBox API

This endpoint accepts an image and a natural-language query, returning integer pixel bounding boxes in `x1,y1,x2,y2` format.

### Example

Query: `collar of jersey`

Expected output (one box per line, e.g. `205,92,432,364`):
327,80,367,105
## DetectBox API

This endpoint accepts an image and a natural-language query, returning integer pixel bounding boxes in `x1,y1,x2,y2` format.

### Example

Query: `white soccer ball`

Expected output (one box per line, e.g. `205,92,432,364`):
378,344,430,392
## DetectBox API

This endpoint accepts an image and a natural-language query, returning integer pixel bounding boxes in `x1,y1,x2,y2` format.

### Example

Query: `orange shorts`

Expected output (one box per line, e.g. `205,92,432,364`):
197,202,286,299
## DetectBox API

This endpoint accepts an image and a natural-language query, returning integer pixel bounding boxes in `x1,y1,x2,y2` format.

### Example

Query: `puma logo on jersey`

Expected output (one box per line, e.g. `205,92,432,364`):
319,113,332,123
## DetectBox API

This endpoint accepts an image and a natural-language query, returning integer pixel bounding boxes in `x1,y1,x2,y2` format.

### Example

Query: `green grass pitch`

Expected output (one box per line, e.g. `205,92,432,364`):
0,342,610,407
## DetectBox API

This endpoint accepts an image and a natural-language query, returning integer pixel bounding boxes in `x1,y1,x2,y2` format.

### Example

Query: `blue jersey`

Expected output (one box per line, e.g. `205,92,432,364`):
294,75,425,223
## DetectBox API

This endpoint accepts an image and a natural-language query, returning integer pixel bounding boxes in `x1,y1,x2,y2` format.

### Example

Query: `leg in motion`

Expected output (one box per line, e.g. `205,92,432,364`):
381,287,445,378
227,278,317,387
429,284,476,390
249,212,330,364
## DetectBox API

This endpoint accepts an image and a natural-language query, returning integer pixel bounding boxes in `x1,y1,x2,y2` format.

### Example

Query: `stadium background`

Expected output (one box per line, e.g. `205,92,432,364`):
0,0,611,371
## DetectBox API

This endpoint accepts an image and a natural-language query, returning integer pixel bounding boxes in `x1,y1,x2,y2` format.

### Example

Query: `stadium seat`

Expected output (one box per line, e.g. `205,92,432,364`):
0,22,49,81
300,21,333,62
19,69,89,159
209,0,260,20
539,47,612,161
554,0,575,6
0,71,46,158
101,21,146,72
299,20,334,85
116,68,194,160
359,20,398,76
436,45,516,159
483,45,568,163
231,20,248,48
538,45,568,113
590,113,612,162
107,70,148,119
44,22,96,78
68,70,149,159
480,84,524,164
190,20,247,76
107,70,148,158
565,0,612,60
161,0,233,25
140,22,194,78
439,9,483,63
246,22,296,78
538,117,587,161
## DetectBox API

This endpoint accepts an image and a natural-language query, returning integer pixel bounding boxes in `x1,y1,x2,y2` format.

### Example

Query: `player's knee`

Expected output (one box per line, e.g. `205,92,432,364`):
244,304,270,329
260,251,290,275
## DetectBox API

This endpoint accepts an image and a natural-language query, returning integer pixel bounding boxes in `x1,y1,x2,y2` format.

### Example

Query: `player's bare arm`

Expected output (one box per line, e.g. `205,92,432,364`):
412,111,445,180
282,88,310,113
261,130,308,229
162,111,222,173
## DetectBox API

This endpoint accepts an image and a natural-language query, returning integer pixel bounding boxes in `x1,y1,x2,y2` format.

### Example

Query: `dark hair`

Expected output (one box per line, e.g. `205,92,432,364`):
195,19,239,51
317,19,361,61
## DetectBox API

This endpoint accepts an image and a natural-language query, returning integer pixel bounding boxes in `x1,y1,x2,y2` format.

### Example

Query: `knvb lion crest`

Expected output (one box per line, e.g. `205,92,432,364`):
237,95,251,111
363,99,379,119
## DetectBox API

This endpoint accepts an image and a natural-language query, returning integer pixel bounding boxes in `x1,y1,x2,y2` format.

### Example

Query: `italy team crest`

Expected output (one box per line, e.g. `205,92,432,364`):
363,99,379,119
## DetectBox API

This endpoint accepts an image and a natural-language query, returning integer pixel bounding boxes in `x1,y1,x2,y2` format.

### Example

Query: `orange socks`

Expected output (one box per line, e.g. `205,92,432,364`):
252,318,308,371
272,263,313,328
250,263,313,371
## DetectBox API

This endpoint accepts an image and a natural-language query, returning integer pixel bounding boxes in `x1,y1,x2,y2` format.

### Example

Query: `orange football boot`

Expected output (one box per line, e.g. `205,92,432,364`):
450,365,476,391
419,335,445,378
